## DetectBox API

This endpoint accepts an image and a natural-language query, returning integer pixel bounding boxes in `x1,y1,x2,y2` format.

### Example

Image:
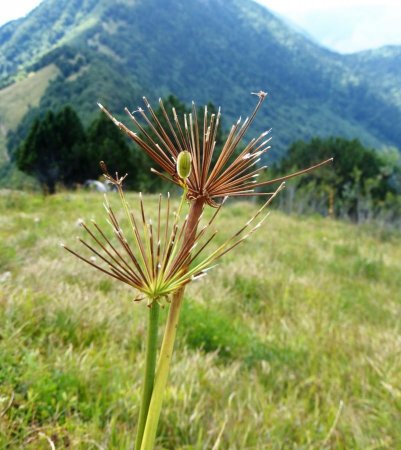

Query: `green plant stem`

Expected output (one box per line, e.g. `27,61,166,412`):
140,197,204,450
140,288,184,450
134,303,160,450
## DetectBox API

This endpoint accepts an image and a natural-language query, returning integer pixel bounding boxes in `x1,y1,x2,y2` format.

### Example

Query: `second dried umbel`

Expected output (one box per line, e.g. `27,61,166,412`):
63,162,284,306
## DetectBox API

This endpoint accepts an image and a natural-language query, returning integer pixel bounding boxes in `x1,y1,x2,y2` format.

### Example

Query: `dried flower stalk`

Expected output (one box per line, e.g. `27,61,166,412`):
65,92,333,448
63,159,284,449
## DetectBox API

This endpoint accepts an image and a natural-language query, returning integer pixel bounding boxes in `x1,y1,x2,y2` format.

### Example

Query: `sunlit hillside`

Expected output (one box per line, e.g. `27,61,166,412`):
0,191,400,449
0,64,60,163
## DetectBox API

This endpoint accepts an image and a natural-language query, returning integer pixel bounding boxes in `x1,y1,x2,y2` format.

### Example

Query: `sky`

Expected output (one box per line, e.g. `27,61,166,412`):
0,0,401,53
257,0,401,53
0,0,43,27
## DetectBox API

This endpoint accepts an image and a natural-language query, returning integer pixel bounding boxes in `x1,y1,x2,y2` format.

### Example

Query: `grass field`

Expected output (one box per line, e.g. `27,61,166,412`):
0,190,400,449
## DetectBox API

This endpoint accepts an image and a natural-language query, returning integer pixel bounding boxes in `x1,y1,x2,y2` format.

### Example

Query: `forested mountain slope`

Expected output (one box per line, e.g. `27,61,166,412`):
1,0,400,165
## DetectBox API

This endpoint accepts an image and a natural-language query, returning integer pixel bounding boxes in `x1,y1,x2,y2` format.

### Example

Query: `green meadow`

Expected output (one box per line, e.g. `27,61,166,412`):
0,191,400,449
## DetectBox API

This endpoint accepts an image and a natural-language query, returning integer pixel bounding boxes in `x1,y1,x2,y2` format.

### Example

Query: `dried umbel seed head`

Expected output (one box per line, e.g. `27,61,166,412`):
177,150,192,180
63,171,285,305
99,93,332,207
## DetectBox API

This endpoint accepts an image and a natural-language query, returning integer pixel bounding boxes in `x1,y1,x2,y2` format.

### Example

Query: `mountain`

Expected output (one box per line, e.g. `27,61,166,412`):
343,46,401,110
1,0,401,167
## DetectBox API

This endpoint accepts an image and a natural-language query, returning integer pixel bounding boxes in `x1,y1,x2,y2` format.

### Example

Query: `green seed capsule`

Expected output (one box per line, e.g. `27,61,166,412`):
177,150,192,180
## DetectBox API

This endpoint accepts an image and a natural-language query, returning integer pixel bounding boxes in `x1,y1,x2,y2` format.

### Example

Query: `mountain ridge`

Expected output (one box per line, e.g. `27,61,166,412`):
1,0,400,166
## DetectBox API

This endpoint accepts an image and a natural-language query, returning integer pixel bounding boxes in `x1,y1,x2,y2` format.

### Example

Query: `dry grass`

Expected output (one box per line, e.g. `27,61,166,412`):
0,64,60,162
0,191,400,449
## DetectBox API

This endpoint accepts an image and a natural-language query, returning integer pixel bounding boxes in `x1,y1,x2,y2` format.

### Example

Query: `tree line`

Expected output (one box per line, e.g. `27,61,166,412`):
14,96,223,194
13,98,401,225
271,137,401,224
16,105,141,194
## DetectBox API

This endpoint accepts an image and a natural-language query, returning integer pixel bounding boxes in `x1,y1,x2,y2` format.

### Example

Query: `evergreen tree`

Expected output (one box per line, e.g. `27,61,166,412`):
56,106,87,184
16,106,87,193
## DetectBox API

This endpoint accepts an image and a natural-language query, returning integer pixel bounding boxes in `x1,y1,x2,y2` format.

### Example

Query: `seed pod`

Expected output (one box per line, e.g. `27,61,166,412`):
99,161,109,175
177,150,192,180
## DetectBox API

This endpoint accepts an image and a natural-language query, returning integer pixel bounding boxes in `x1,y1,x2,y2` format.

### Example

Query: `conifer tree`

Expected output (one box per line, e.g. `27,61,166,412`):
17,106,86,193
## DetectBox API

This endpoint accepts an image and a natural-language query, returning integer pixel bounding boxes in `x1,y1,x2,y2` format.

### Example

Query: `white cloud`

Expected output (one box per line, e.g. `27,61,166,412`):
256,0,401,53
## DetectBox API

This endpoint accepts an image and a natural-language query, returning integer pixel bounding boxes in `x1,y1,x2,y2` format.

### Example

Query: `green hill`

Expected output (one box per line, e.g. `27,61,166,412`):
1,0,401,166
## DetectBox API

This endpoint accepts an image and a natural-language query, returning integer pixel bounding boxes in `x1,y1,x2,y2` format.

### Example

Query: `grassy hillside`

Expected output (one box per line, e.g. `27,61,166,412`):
0,191,400,448
0,64,60,163
0,66,59,126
